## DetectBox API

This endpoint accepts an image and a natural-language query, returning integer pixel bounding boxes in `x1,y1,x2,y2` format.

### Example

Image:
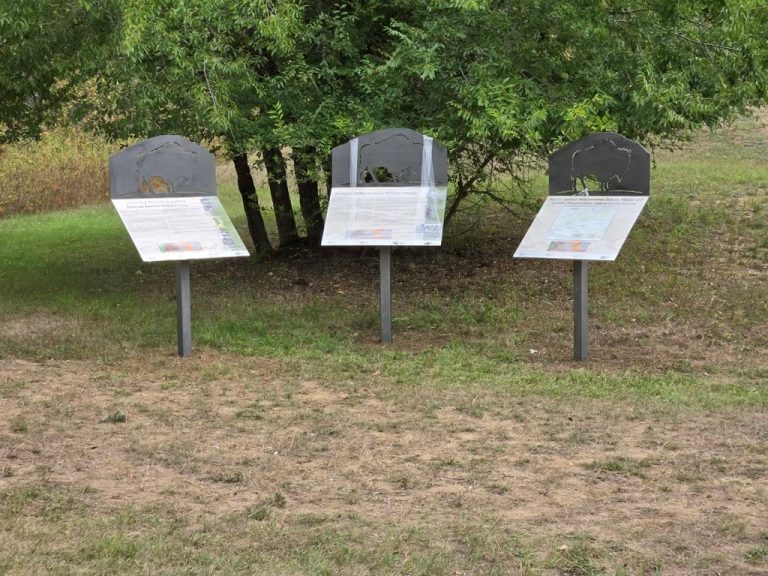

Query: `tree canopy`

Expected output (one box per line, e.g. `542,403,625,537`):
2,1,766,246
0,0,113,142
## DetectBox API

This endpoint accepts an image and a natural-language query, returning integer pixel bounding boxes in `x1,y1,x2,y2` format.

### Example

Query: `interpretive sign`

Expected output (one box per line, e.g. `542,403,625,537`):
112,196,248,262
514,195,648,261
110,136,248,262
323,128,449,341
109,135,249,356
514,132,650,360
322,186,447,246
323,128,448,247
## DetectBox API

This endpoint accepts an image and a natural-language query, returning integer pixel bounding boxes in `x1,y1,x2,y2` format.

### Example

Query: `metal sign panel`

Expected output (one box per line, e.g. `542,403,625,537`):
549,132,650,197
109,135,217,199
513,195,648,261
112,196,249,262
324,128,449,247
330,128,449,188
109,135,248,262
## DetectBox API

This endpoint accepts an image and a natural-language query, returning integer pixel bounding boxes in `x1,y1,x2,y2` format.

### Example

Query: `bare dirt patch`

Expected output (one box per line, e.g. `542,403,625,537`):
1,354,766,574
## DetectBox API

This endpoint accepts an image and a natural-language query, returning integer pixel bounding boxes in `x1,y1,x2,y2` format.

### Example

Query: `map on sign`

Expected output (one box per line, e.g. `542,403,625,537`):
548,205,618,240
514,195,648,261
113,196,249,262
322,186,448,246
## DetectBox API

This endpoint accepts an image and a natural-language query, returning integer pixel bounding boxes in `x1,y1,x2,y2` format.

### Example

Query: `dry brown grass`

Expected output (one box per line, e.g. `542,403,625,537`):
0,128,113,217
1,353,766,574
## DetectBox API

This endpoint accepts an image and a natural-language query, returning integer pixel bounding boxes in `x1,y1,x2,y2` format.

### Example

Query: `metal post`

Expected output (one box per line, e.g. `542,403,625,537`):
573,260,588,361
379,247,392,343
176,260,192,357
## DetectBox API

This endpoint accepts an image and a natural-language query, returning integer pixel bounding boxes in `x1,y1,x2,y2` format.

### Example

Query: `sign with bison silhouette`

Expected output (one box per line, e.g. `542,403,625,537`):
322,128,449,344
515,132,650,261
110,135,248,262
322,128,449,246
515,132,651,360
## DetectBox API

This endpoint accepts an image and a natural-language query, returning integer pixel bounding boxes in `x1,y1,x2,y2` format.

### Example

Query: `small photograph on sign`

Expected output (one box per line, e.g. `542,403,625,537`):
415,222,442,238
159,242,202,253
548,240,590,252
348,229,393,240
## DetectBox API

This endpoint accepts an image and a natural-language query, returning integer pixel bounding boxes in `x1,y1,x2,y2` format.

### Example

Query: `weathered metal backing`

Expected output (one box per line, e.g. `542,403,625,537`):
331,128,449,187
109,135,216,199
549,132,650,196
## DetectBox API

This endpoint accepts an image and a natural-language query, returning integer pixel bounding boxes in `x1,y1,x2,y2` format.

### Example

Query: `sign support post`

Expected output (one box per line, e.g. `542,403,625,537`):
110,135,249,358
513,132,651,361
322,129,449,343
176,260,192,357
379,247,392,343
573,260,588,360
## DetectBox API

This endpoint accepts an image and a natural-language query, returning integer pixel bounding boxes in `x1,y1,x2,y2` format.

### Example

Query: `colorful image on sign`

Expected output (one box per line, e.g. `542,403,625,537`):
348,229,393,240
159,242,202,253
548,240,590,252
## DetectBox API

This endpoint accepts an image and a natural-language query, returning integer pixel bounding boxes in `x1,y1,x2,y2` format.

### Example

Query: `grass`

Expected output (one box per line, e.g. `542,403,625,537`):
0,127,113,216
0,490,536,575
1,113,767,575
583,456,653,477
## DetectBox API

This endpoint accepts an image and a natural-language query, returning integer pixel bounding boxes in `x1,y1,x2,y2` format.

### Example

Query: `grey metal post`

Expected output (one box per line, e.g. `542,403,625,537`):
176,261,192,357
573,260,588,360
379,247,392,343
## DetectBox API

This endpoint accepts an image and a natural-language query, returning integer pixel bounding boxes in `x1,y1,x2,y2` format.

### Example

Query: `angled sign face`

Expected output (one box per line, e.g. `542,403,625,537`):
109,135,248,262
322,128,449,247
112,195,249,262
515,132,650,262
322,185,448,246
513,195,648,261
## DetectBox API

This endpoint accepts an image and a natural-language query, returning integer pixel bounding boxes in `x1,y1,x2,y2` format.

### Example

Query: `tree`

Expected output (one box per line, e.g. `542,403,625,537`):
81,0,310,255
359,0,768,221
0,0,114,143
92,1,427,251
4,1,766,244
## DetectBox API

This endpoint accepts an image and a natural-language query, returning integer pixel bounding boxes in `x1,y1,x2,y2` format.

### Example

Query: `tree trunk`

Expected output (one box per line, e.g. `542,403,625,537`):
233,153,273,257
293,146,324,245
444,182,469,226
262,147,300,247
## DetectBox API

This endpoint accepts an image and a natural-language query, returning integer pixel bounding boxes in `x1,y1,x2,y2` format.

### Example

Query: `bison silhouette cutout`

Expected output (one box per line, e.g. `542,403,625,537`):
549,132,650,196
331,128,448,188
109,135,216,199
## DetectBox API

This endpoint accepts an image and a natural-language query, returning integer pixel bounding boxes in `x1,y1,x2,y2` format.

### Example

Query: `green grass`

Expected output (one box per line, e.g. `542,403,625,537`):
583,456,653,477
0,482,571,576
1,119,767,405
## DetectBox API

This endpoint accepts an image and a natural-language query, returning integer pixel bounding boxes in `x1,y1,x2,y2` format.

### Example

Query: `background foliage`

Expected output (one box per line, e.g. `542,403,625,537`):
1,0,767,238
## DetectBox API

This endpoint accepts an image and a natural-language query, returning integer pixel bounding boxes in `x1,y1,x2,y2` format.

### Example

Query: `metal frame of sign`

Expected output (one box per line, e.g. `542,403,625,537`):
109,135,249,357
515,132,650,360
323,128,449,343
